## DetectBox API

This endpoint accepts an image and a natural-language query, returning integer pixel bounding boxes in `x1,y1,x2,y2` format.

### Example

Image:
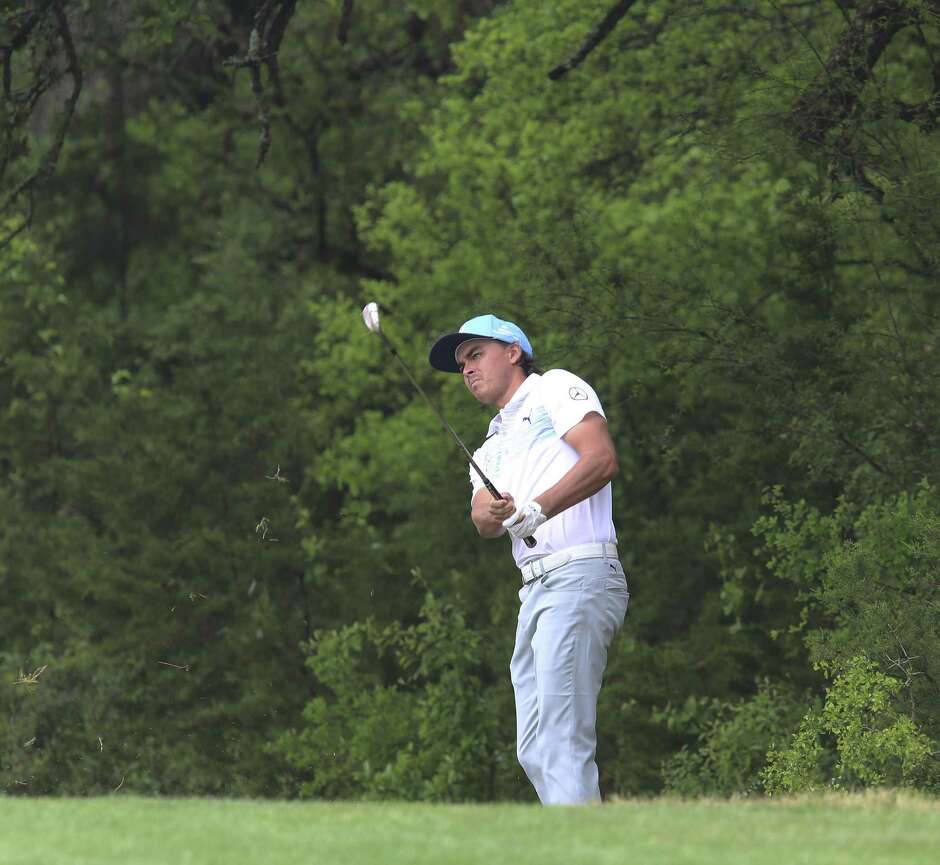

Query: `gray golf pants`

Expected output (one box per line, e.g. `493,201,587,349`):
510,555,629,805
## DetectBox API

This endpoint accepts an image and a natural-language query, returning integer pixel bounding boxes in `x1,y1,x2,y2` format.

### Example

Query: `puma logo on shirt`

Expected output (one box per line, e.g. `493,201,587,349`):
468,370,616,566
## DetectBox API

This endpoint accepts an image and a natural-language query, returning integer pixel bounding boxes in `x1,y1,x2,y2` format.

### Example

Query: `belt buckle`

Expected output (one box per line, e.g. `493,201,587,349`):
523,557,546,585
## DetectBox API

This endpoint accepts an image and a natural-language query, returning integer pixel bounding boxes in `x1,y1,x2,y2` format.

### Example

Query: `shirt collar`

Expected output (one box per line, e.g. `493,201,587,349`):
486,373,541,436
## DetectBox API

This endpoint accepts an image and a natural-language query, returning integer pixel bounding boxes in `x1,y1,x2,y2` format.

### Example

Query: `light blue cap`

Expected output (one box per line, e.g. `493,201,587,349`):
429,314,533,373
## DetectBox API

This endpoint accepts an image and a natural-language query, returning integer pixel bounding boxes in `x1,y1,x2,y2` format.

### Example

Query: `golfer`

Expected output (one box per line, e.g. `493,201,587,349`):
429,314,629,805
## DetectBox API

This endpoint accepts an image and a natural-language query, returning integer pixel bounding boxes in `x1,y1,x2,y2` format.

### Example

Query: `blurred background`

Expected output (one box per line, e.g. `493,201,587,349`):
2,0,939,800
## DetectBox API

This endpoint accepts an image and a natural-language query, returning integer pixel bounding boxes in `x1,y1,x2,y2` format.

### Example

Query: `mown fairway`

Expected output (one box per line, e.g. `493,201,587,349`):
0,793,937,865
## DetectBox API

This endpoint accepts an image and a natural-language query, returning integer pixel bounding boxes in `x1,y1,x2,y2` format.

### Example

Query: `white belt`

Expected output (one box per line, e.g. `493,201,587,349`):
519,542,618,585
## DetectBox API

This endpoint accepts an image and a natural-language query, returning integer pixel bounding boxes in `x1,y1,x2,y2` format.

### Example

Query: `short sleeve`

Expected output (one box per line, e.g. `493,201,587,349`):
539,369,606,439
468,440,491,498
468,454,485,497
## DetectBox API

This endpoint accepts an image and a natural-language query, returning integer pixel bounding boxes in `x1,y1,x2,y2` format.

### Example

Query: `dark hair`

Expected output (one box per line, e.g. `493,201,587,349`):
520,354,543,376
498,340,542,376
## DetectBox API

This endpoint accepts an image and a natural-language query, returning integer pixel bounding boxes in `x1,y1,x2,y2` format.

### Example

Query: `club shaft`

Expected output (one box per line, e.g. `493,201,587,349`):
381,335,484,473
377,331,537,548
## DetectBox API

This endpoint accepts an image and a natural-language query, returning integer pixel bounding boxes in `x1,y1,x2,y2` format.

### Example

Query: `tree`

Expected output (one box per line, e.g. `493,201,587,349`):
3,0,939,799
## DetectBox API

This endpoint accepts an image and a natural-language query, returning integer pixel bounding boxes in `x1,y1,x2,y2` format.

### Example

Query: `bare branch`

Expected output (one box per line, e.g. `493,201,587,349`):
548,0,641,81
896,94,939,131
0,187,34,247
837,431,891,476
791,0,917,144
247,59,270,167
264,0,296,108
44,1,81,172
226,0,299,168
2,5,45,99
895,39,940,131
0,0,82,249
263,0,297,57
4,2,52,53
338,0,354,45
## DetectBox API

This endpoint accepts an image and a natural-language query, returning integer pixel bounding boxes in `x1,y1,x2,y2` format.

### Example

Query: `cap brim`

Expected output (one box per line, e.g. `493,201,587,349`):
428,331,491,373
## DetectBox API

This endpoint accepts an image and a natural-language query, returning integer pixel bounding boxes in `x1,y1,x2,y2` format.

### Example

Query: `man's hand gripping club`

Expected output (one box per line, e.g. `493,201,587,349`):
485,493,547,541
502,500,547,540
470,488,542,545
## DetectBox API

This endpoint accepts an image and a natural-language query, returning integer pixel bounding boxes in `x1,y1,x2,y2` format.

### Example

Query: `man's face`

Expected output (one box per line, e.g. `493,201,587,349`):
455,338,520,407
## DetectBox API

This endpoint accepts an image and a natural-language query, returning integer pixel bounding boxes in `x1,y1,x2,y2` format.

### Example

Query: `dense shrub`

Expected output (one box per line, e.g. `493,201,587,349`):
272,588,524,801
764,657,938,793
661,681,806,797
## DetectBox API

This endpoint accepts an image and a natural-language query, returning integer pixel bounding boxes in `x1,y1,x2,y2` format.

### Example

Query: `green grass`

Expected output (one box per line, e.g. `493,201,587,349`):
0,793,938,865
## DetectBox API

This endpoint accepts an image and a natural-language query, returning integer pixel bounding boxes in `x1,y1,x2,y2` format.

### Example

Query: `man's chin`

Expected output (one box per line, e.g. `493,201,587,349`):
467,382,488,403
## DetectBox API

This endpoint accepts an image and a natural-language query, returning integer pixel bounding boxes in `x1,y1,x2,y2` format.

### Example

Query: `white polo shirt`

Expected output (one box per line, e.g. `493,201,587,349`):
468,370,617,568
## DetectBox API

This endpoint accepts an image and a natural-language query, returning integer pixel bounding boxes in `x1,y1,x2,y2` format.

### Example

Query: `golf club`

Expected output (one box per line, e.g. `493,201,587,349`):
362,302,537,549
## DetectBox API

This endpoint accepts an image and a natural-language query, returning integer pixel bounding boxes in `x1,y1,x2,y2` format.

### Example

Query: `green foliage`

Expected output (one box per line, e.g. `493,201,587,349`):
661,681,806,797
272,586,522,801
755,485,940,793
668,482,940,797
4,0,940,800
0,647,149,795
755,483,940,740
764,657,938,794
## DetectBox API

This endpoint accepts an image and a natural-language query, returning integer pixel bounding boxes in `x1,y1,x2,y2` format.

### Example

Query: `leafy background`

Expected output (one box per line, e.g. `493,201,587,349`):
2,0,939,799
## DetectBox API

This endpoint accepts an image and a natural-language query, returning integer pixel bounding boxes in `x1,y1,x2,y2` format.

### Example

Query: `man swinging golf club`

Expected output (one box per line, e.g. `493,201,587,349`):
429,314,629,805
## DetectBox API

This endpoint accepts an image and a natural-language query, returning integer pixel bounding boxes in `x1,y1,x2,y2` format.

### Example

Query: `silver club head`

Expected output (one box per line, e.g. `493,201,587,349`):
362,302,381,334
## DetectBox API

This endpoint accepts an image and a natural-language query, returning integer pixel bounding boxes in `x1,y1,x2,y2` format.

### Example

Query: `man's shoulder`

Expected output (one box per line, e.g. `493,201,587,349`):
534,368,605,418
535,368,594,393
540,368,581,383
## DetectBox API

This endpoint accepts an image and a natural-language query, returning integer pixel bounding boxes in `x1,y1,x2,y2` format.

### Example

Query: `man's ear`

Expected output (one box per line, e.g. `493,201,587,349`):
507,342,523,366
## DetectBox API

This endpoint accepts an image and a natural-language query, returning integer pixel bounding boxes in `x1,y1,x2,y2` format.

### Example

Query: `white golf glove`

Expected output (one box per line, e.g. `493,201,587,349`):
502,501,547,540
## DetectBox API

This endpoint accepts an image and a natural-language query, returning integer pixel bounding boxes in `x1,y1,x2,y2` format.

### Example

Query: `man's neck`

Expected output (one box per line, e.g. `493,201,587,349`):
494,372,529,410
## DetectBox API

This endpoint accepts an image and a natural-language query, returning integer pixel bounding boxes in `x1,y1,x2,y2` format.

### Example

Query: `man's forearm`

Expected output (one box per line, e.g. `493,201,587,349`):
534,450,618,520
